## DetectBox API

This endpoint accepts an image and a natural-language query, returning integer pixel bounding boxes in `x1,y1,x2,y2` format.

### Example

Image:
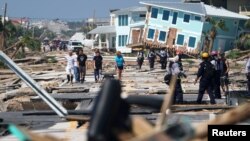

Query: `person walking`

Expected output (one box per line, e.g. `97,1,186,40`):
65,51,74,84
93,51,103,83
77,49,88,83
168,60,184,104
245,56,250,95
137,49,144,70
194,52,216,104
115,51,125,81
73,50,80,83
158,49,168,70
218,53,229,95
147,49,156,70
210,51,222,99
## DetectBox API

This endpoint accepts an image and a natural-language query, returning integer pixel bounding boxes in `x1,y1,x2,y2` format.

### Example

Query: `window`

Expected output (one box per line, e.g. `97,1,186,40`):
147,28,155,39
118,15,128,26
172,12,178,25
194,16,201,21
159,31,166,42
118,35,128,46
176,34,184,45
162,10,170,21
183,14,190,23
151,8,158,18
140,14,146,17
188,36,196,48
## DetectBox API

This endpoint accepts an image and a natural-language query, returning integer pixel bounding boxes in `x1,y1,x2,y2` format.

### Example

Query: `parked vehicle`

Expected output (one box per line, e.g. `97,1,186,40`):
67,40,83,51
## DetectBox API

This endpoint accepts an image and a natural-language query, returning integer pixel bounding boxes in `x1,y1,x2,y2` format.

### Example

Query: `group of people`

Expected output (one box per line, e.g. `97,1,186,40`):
194,52,229,104
137,49,168,70
65,49,126,84
165,51,230,104
64,47,250,105
65,49,88,84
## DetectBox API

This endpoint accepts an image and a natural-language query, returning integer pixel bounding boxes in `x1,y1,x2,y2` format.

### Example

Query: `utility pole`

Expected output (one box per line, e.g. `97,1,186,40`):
1,3,7,50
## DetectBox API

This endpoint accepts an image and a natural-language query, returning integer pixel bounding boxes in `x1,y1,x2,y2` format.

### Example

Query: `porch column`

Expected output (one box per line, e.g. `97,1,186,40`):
139,27,143,43
99,34,102,49
106,33,109,51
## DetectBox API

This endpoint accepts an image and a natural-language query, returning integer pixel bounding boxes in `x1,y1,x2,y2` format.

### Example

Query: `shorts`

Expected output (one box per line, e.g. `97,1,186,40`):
220,74,229,86
65,67,74,74
79,66,86,74
117,66,123,70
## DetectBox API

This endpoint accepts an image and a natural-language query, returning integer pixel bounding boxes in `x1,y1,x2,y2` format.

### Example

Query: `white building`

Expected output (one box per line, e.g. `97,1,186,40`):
88,7,147,53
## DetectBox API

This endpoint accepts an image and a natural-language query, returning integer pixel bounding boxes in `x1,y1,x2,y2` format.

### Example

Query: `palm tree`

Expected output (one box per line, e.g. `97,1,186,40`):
245,19,250,29
206,17,228,53
236,19,250,50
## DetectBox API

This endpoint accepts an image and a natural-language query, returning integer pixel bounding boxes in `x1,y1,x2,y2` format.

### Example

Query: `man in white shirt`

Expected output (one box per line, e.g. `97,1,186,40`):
65,51,74,84
73,51,80,83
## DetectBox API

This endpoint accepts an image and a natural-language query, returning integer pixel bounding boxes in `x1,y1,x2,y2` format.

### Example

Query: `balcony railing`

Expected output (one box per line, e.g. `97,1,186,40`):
130,17,146,24
239,5,250,16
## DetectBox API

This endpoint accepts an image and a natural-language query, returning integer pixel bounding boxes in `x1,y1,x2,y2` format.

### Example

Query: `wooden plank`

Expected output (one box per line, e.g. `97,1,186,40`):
193,103,250,139
132,116,154,136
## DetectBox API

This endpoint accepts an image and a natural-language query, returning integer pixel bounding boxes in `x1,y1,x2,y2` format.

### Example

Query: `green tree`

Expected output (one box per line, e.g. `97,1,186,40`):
205,17,228,53
236,19,250,50
245,19,250,29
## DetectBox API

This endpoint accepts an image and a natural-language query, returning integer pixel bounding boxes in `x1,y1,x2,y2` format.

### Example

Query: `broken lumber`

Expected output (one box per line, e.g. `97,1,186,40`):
193,103,250,139
0,70,15,75
0,77,17,84
56,88,89,93
3,88,37,101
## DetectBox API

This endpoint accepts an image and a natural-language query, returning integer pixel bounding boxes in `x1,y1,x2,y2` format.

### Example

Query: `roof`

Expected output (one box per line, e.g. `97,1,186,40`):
111,6,147,14
88,26,116,34
140,1,206,16
204,5,250,20
140,1,250,19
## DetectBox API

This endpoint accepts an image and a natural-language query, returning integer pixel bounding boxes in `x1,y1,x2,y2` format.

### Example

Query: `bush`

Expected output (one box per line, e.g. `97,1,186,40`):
243,38,250,50
226,50,240,59
21,36,41,51
15,51,26,59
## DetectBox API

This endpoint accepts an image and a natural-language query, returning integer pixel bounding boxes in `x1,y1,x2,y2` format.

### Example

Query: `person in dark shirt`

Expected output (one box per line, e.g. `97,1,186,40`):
194,52,216,104
77,49,88,83
137,50,144,70
93,51,103,83
147,49,156,70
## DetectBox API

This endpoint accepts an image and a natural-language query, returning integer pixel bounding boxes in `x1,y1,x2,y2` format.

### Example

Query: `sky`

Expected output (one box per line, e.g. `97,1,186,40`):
0,0,145,20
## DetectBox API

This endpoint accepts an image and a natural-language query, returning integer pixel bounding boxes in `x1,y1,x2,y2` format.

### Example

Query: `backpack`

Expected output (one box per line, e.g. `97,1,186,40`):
164,73,172,85
203,61,216,78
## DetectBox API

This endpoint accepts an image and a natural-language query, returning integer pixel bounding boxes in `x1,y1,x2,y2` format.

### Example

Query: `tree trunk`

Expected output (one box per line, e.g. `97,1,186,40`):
202,37,209,52
208,29,216,53
21,46,26,58
208,37,214,53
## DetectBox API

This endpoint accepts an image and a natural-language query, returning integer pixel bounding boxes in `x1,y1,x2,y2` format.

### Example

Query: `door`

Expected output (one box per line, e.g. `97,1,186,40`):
166,28,177,47
172,12,178,25
112,36,116,48
132,30,140,44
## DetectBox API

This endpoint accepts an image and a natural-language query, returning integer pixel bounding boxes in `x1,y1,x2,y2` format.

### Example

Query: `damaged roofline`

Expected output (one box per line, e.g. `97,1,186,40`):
139,1,206,16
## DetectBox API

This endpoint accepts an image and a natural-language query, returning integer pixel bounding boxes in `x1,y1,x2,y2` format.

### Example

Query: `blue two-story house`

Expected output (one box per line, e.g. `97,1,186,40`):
139,1,249,53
